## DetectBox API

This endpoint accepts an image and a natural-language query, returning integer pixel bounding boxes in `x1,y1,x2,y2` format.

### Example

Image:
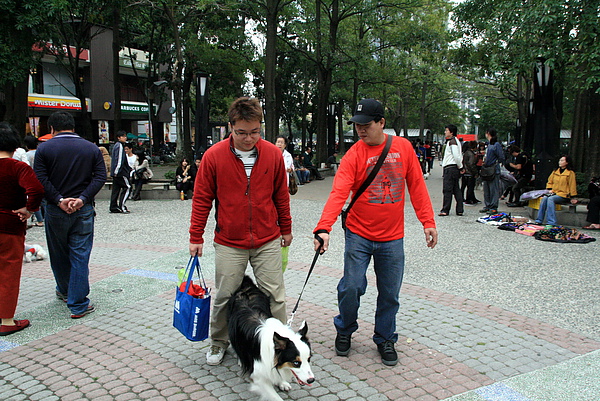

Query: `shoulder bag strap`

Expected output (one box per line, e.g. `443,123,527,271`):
345,134,393,213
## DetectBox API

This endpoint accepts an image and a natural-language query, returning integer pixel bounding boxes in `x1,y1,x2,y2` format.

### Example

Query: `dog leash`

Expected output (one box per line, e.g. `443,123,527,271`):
287,236,323,326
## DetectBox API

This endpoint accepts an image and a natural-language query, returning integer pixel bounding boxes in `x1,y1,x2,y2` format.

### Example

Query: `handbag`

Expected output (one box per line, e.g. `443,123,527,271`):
173,255,211,341
143,167,153,180
341,134,393,230
480,163,496,181
288,172,298,195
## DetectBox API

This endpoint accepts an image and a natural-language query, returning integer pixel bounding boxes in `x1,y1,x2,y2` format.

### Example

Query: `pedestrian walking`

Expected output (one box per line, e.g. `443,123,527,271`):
109,131,132,213
189,97,292,366
313,98,437,366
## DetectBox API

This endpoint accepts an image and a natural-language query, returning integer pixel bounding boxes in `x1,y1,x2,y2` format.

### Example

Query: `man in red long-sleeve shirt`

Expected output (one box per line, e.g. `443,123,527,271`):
313,99,437,366
189,97,292,366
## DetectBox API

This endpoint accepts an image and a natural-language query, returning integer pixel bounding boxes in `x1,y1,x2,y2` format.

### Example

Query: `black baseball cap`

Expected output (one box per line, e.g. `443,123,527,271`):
347,99,385,125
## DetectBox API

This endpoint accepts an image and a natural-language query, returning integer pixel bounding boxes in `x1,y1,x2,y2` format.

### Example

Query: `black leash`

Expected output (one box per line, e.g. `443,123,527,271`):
287,235,323,326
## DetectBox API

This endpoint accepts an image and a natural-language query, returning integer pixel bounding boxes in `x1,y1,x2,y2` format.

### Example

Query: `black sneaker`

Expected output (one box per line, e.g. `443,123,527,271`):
377,340,398,366
335,333,352,356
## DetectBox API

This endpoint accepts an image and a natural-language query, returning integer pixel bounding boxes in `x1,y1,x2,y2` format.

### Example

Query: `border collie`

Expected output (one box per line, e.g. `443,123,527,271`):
228,276,315,401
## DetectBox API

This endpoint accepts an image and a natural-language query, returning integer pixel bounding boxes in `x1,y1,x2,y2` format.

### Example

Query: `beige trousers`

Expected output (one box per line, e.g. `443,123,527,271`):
211,238,286,348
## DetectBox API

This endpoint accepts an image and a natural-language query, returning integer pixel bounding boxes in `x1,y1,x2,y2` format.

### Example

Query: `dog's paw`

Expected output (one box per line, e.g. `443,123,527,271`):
278,382,292,392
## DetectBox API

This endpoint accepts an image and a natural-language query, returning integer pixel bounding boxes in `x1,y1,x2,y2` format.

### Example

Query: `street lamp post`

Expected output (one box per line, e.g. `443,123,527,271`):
327,103,336,159
147,80,168,159
531,58,557,189
195,72,209,158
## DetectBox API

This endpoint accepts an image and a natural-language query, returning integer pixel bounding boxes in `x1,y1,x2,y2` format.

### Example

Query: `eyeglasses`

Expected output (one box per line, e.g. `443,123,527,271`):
233,129,262,138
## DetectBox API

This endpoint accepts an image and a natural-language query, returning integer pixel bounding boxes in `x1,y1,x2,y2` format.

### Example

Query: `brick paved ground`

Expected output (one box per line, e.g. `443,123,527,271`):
1,167,599,401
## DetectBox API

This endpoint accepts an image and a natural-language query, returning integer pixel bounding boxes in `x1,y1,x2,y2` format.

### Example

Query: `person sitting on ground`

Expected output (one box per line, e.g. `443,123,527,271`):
535,155,577,227
0,122,44,336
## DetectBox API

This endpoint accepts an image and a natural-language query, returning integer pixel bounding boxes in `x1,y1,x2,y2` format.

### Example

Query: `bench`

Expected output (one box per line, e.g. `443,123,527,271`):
98,179,179,200
524,198,589,227
318,167,335,177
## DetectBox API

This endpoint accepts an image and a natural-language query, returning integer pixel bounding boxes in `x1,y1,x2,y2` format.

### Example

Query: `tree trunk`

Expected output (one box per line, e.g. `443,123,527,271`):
419,80,427,141
1,77,28,134
264,0,279,142
570,89,588,173
587,88,600,178
315,66,332,164
182,68,193,160
337,100,345,154
112,2,122,133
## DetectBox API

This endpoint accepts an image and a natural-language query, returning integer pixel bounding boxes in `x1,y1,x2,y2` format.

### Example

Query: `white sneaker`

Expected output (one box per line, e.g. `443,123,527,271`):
206,345,226,365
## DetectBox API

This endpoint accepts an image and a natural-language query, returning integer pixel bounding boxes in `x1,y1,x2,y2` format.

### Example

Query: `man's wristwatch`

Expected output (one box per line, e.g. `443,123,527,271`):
58,198,64,206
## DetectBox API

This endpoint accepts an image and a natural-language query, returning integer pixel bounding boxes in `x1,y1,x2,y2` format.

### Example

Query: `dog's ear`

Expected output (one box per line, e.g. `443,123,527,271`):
273,332,290,350
297,320,309,340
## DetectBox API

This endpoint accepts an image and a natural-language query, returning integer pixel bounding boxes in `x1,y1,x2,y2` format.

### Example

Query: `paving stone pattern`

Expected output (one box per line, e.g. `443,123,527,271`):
1,188,599,400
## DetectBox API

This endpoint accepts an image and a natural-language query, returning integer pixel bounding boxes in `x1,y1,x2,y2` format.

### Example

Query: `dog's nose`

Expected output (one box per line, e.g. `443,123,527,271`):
307,378,315,384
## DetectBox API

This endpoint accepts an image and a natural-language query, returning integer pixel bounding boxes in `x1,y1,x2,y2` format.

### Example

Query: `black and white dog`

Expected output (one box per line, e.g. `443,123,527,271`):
228,276,315,401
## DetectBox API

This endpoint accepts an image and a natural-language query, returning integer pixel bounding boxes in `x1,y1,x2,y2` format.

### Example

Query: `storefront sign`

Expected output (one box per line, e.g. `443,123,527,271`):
121,102,150,114
28,94,90,111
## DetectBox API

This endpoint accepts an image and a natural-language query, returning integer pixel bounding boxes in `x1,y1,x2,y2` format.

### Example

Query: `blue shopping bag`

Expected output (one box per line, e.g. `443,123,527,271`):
173,256,210,341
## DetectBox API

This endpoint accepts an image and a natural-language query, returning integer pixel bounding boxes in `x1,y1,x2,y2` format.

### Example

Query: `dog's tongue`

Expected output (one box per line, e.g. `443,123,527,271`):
291,371,312,386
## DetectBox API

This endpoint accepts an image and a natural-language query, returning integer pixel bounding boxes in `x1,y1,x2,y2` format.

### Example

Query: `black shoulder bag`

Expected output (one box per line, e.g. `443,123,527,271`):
341,134,393,230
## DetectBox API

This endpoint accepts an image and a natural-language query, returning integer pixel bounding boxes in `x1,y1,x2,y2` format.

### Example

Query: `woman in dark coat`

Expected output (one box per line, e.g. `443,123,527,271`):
0,122,44,336
176,158,193,199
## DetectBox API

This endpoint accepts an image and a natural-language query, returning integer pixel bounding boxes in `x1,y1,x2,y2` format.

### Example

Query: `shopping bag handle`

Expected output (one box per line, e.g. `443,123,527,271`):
183,255,207,294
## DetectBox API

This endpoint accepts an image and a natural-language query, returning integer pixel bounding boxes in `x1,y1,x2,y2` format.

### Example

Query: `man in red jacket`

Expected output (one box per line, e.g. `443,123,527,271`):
189,97,293,365
313,98,437,366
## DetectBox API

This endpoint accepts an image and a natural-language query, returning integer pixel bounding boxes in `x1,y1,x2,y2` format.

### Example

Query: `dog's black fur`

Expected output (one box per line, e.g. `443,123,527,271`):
228,275,273,374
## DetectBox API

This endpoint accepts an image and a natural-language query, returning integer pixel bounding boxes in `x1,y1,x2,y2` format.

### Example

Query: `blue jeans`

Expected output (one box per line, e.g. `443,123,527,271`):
296,169,310,184
536,195,568,225
45,203,95,315
335,229,405,345
483,173,500,210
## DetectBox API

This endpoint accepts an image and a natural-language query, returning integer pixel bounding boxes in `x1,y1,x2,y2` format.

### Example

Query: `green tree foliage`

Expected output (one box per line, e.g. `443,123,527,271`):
0,0,52,126
452,0,600,176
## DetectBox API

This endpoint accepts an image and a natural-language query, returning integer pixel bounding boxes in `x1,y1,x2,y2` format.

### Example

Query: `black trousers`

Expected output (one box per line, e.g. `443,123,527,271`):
461,175,477,203
441,166,464,214
511,177,530,204
305,165,322,180
132,179,147,200
587,196,600,224
110,176,131,212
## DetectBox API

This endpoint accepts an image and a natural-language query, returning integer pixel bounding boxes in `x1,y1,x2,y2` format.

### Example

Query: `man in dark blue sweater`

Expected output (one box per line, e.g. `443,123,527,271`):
109,131,132,213
34,111,106,319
